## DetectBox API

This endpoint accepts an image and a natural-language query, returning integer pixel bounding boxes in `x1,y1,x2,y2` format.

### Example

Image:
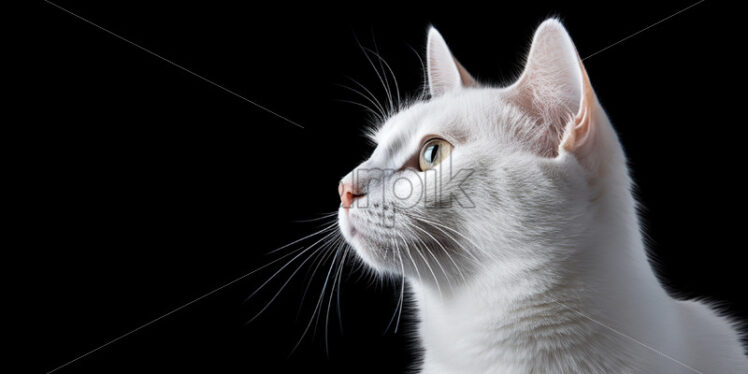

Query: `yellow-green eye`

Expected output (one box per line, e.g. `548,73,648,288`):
419,138,453,171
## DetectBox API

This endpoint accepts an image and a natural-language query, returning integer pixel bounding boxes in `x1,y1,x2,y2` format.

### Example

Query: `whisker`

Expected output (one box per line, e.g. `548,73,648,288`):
384,248,406,334
248,222,342,305
408,222,467,284
353,33,394,116
301,228,344,257
245,245,316,302
324,243,348,354
367,31,395,113
363,46,401,111
396,232,423,287
316,242,344,326
404,224,450,292
334,245,350,334
334,98,382,121
290,240,344,356
395,251,406,333
403,211,489,268
342,77,389,121
246,245,327,324
245,245,308,285
296,235,344,319
406,43,429,98
398,233,432,294
292,211,339,223
266,221,339,255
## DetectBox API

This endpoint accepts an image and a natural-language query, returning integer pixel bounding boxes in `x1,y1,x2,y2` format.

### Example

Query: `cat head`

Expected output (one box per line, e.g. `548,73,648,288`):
337,19,624,290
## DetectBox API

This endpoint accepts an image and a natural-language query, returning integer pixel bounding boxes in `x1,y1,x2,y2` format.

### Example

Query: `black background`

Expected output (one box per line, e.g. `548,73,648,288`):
25,1,745,373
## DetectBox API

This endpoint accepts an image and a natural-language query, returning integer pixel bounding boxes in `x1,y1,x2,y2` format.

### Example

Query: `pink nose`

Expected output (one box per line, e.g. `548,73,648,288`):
339,183,363,209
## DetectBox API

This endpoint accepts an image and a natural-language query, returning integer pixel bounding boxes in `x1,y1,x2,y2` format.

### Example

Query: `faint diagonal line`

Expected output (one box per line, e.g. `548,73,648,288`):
44,246,306,374
45,0,305,130
44,1,711,373
576,3,709,367
549,297,703,374
583,0,706,61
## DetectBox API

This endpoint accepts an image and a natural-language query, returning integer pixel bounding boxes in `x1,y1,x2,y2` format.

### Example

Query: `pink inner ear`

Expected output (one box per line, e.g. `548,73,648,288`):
559,59,614,178
562,60,596,153
502,20,587,158
455,60,476,87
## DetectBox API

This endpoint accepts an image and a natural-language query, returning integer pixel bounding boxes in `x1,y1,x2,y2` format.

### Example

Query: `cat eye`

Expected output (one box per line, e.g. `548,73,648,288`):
419,138,453,171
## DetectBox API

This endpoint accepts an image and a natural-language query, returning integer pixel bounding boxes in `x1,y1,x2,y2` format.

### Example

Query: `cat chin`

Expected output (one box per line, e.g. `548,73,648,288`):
338,209,371,259
337,208,357,241
338,208,394,273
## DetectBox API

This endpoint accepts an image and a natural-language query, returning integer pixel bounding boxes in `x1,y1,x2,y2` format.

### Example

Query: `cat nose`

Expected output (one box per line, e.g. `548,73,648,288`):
339,182,364,209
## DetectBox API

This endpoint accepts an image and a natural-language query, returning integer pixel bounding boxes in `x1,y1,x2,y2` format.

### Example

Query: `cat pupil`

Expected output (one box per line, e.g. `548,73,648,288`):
425,144,439,163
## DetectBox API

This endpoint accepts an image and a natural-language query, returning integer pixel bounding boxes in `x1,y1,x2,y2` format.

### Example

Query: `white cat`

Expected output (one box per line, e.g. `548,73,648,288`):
336,19,747,373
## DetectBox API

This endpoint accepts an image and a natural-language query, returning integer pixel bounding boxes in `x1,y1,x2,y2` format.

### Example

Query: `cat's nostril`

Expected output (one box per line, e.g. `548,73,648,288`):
339,182,365,209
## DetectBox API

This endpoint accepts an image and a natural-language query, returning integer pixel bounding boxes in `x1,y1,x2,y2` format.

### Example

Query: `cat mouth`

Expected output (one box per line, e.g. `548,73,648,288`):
347,223,358,238
338,208,361,242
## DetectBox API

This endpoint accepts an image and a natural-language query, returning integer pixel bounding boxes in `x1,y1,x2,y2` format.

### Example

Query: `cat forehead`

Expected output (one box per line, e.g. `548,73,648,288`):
370,88,519,153
373,90,493,145
368,101,454,165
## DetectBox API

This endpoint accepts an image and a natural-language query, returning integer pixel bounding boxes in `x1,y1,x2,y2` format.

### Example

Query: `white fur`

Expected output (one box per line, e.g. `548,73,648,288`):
337,19,747,373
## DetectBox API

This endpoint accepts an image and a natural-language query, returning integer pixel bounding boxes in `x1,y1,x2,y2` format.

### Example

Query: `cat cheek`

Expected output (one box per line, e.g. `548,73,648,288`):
388,171,425,209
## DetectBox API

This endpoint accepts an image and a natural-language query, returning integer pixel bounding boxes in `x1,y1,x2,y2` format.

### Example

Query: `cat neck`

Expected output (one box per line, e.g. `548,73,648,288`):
409,158,672,373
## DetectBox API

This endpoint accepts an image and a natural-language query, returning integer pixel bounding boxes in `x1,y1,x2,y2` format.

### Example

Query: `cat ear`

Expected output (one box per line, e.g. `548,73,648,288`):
505,19,598,162
427,27,475,97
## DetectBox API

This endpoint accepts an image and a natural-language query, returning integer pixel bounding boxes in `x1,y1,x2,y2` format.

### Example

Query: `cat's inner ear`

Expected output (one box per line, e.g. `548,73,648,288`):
505,19,596,159
427,27,475,97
